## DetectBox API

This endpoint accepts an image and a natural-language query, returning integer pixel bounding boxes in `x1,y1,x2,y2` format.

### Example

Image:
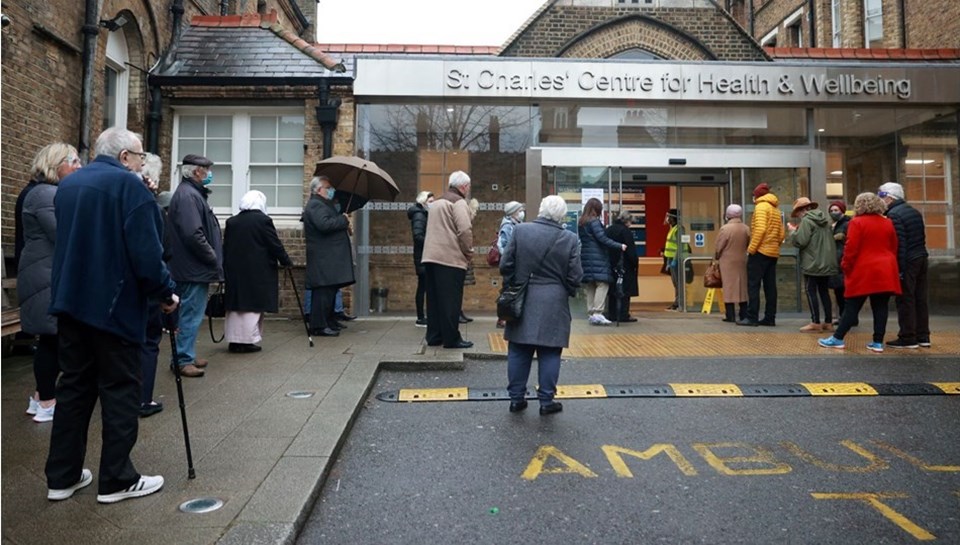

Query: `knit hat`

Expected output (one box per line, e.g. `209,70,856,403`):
504,201,524,216
753,183,770,199
829,200,847,214
878,182,905,200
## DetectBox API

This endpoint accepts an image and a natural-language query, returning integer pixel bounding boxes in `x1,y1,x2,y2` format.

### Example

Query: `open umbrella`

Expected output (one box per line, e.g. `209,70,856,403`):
314,156,400,212
333,190,369,214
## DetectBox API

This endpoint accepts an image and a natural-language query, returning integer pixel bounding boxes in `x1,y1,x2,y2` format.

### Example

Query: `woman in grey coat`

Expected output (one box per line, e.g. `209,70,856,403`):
16,143,81,422
500,195,583,415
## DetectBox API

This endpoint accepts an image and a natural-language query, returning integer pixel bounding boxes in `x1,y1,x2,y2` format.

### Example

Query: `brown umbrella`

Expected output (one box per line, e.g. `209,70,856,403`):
313,156,400,203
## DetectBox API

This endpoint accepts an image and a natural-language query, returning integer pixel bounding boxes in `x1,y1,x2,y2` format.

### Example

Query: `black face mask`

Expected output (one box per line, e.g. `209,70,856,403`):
830,211,844,221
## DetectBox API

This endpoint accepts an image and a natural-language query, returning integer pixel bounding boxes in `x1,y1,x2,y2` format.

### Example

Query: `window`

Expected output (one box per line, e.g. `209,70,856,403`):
831,0,842,47
173,109,306,215
784,8,803,47
864,0,883,48
760,29,778,47
103,31,129,129
903,151,952,251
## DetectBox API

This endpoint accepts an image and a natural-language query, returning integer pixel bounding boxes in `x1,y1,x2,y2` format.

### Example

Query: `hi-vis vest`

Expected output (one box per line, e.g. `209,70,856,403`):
664,225,680,258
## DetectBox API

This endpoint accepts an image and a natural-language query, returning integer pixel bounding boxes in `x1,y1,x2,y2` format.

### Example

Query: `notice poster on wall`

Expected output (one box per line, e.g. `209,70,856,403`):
581,188,604,206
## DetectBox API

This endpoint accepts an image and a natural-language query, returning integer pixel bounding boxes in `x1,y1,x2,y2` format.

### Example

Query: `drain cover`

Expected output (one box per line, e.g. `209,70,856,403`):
178,497,224,514
286,391,315,399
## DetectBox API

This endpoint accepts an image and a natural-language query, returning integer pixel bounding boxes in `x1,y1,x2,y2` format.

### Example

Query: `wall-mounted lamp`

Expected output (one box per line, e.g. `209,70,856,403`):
99,13,130,32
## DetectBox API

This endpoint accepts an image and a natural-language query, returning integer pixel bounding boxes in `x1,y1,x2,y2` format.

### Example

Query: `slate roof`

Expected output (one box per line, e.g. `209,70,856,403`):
151,12,350,85
765,47,960,62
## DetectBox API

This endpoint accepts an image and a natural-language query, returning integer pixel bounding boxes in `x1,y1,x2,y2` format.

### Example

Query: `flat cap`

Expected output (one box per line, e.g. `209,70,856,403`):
182,154,213,167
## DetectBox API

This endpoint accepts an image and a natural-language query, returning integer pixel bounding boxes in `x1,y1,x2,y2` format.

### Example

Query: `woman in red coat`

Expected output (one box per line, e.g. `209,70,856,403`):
819,192,901,352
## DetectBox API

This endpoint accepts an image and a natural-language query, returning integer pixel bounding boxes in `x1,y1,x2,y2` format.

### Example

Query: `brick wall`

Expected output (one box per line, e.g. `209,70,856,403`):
502,6,768,61
905,0,960,48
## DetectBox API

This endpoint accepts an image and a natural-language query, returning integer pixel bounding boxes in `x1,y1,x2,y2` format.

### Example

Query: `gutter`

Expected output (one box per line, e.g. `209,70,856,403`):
78,0,99,161
147,0,185,153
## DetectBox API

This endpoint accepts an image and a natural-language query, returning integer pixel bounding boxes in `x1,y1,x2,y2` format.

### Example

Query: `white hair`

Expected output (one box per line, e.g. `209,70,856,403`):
309,176,329,195
448,170,470,189
415,190,433,205
94,127,141,158
142,153,162,181
181,164,202,179
878,182,905,200
239,190,267,213
538,195,567,223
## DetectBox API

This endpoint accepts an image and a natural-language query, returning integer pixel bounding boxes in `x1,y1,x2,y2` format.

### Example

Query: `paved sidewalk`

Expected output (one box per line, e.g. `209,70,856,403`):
2,311,957,544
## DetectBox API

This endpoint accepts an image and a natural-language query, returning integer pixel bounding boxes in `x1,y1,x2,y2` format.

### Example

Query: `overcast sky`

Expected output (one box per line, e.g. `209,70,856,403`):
315,0,546,45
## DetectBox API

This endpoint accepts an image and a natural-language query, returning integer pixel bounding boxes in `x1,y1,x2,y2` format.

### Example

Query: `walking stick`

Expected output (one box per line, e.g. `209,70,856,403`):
286,267,314,347
162,309,196,480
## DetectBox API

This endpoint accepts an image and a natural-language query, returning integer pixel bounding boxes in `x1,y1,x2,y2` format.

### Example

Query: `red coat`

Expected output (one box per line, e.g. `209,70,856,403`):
842,214,902,298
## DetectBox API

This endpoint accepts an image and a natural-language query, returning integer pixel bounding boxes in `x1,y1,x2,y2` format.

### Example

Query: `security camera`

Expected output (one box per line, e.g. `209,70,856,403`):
1,14,11,28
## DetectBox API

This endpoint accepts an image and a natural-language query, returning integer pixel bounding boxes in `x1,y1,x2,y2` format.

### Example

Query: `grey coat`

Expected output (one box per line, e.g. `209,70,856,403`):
303,194,355,289
500,218,583,348
16,182,58,335
166,178,223,283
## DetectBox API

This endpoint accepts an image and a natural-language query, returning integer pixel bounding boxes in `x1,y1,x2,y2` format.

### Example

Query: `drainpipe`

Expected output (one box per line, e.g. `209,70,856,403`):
146,0,185,153
220,0,229,16
808,0,816,47
316,81,340,159
78,0,99,161
748,0,755,37
899,0,907,47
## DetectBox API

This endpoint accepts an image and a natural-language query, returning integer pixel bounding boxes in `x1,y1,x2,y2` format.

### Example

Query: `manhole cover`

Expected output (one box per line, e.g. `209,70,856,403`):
286,391,315,399
178,497,224,514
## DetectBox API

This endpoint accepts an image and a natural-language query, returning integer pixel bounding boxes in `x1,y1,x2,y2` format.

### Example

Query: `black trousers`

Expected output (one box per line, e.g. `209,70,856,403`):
415,272,427,320
746,253,778,322
424,263,465,347
309,286,338,330
140,302,162,405
34,334,60,400
834,294,890,344
606,291,631,321
46,316,141,494
804,274,833,325
895,257,930,344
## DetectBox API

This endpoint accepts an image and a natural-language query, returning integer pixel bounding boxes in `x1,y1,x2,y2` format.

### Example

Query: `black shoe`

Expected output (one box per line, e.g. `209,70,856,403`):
918,338,931,348
459,314,473,324
426,341,442,347
539,402,563,415
331,321,347,330
736,319,759,327
315,327,340,337
509,400,528,413
758,319,776,327
336,312,357,321
415,318,428,327
722,317,736,323
443,340,473,349
618,317,638,323
228,343,260,353
139,402,163,418
886,339,919,349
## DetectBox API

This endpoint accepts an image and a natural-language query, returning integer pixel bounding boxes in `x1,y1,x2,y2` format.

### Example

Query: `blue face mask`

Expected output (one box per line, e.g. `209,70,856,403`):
325,187,336,200
202,171,214,185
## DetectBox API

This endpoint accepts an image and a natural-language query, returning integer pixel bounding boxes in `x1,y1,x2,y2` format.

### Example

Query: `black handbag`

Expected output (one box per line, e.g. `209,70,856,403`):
205,283,225,343
496,229,561,323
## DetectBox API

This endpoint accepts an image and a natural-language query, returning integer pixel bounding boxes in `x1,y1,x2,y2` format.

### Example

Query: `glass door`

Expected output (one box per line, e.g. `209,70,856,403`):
677,185,727,312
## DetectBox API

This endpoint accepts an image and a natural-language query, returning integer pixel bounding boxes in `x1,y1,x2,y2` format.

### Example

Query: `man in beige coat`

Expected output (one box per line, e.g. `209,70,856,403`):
422,171,474,348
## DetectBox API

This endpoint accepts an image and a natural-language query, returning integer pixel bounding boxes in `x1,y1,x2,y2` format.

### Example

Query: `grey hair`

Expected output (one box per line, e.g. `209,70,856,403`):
538,195,567,223
181,164,202,179
448,170,470,189
614,209,633,224
415,190,434,205
309,176,330,195
142,153,162,181
94,127,141,158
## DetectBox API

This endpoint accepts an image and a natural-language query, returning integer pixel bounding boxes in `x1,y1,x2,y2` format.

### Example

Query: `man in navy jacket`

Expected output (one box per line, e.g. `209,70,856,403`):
45,127,178,504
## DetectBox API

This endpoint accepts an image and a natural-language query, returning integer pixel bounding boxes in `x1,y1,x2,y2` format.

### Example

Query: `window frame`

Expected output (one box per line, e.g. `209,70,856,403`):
864,0,884,48
831,0,842,47
171,106,307,218
104,31,129,129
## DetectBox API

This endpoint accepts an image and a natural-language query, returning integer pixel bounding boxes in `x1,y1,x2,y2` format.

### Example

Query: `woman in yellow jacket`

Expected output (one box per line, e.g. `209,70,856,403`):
738,183,784,327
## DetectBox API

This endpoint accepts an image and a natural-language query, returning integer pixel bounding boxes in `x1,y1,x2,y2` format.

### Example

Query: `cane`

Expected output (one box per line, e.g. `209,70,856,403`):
162,309,196,479
286,267,314,347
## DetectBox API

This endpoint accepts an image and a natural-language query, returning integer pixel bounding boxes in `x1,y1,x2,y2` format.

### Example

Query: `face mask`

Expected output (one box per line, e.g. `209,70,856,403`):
202,171,214,185
325,187,336,200
830,211,843,221
517,211,525,221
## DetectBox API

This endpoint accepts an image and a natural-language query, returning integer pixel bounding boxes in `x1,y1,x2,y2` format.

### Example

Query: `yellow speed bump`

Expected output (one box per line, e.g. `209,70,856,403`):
930,382,960,394
801,382,878,396
398,387,468,402
671,383,743,397
555,384,607,398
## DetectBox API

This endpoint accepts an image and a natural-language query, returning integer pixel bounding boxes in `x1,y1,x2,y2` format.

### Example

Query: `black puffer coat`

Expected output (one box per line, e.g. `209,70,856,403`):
885,199,928,272
578,218,623,284
407,203,428,275
605,222,639,297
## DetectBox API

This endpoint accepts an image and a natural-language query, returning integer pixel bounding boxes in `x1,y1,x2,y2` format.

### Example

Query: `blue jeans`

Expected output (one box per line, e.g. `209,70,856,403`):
175,281,208,367
507,342,562,406
305,289,342,314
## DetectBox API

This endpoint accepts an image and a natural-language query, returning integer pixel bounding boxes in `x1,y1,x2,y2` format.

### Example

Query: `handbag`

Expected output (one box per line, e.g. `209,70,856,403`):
486,237,501,267
703,260,723,288
205,283,225,343
496,229,562,323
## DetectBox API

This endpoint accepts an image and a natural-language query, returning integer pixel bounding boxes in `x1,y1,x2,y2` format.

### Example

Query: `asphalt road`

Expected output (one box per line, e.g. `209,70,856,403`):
298,356,960,544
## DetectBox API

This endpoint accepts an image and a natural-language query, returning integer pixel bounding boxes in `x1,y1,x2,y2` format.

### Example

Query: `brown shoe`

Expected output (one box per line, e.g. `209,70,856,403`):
821,323,834,332
799,323,821,332
178,364,205,377
193,358,209,368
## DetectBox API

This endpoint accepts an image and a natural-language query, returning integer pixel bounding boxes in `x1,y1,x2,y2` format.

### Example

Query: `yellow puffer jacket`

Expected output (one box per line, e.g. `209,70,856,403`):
748,193,784,257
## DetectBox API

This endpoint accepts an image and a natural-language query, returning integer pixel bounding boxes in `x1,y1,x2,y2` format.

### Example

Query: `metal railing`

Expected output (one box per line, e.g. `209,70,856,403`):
680,253,802,312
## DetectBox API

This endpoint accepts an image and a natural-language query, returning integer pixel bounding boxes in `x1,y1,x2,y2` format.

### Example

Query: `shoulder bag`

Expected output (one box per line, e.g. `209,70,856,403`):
703,260,722,288
486,236,501,267
205,282,226,343
496,229,562,323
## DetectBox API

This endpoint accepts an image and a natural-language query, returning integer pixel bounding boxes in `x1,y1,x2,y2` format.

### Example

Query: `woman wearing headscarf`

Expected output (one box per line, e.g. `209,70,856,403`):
17,143,81,422
496,201,525,328
714,204,750,323
578,198,626,325
604,210,639,323
500,195,583,415
818,192,901,352
407,191,433,326
222,190,293,353
828,200,851,324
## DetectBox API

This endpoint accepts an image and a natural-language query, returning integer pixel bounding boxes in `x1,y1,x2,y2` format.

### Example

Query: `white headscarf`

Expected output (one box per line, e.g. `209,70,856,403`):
239,190,267,213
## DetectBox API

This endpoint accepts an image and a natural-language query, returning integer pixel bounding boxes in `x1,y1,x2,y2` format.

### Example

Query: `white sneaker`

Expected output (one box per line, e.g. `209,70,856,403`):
97,475,164,504
33,403,55,423
588,314,601,325
26,396,39,415
48,469,93,501
596,315,613,325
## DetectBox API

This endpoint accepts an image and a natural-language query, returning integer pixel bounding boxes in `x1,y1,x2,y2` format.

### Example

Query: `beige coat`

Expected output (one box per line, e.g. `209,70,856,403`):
421,189,474,270
715,218,750,303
